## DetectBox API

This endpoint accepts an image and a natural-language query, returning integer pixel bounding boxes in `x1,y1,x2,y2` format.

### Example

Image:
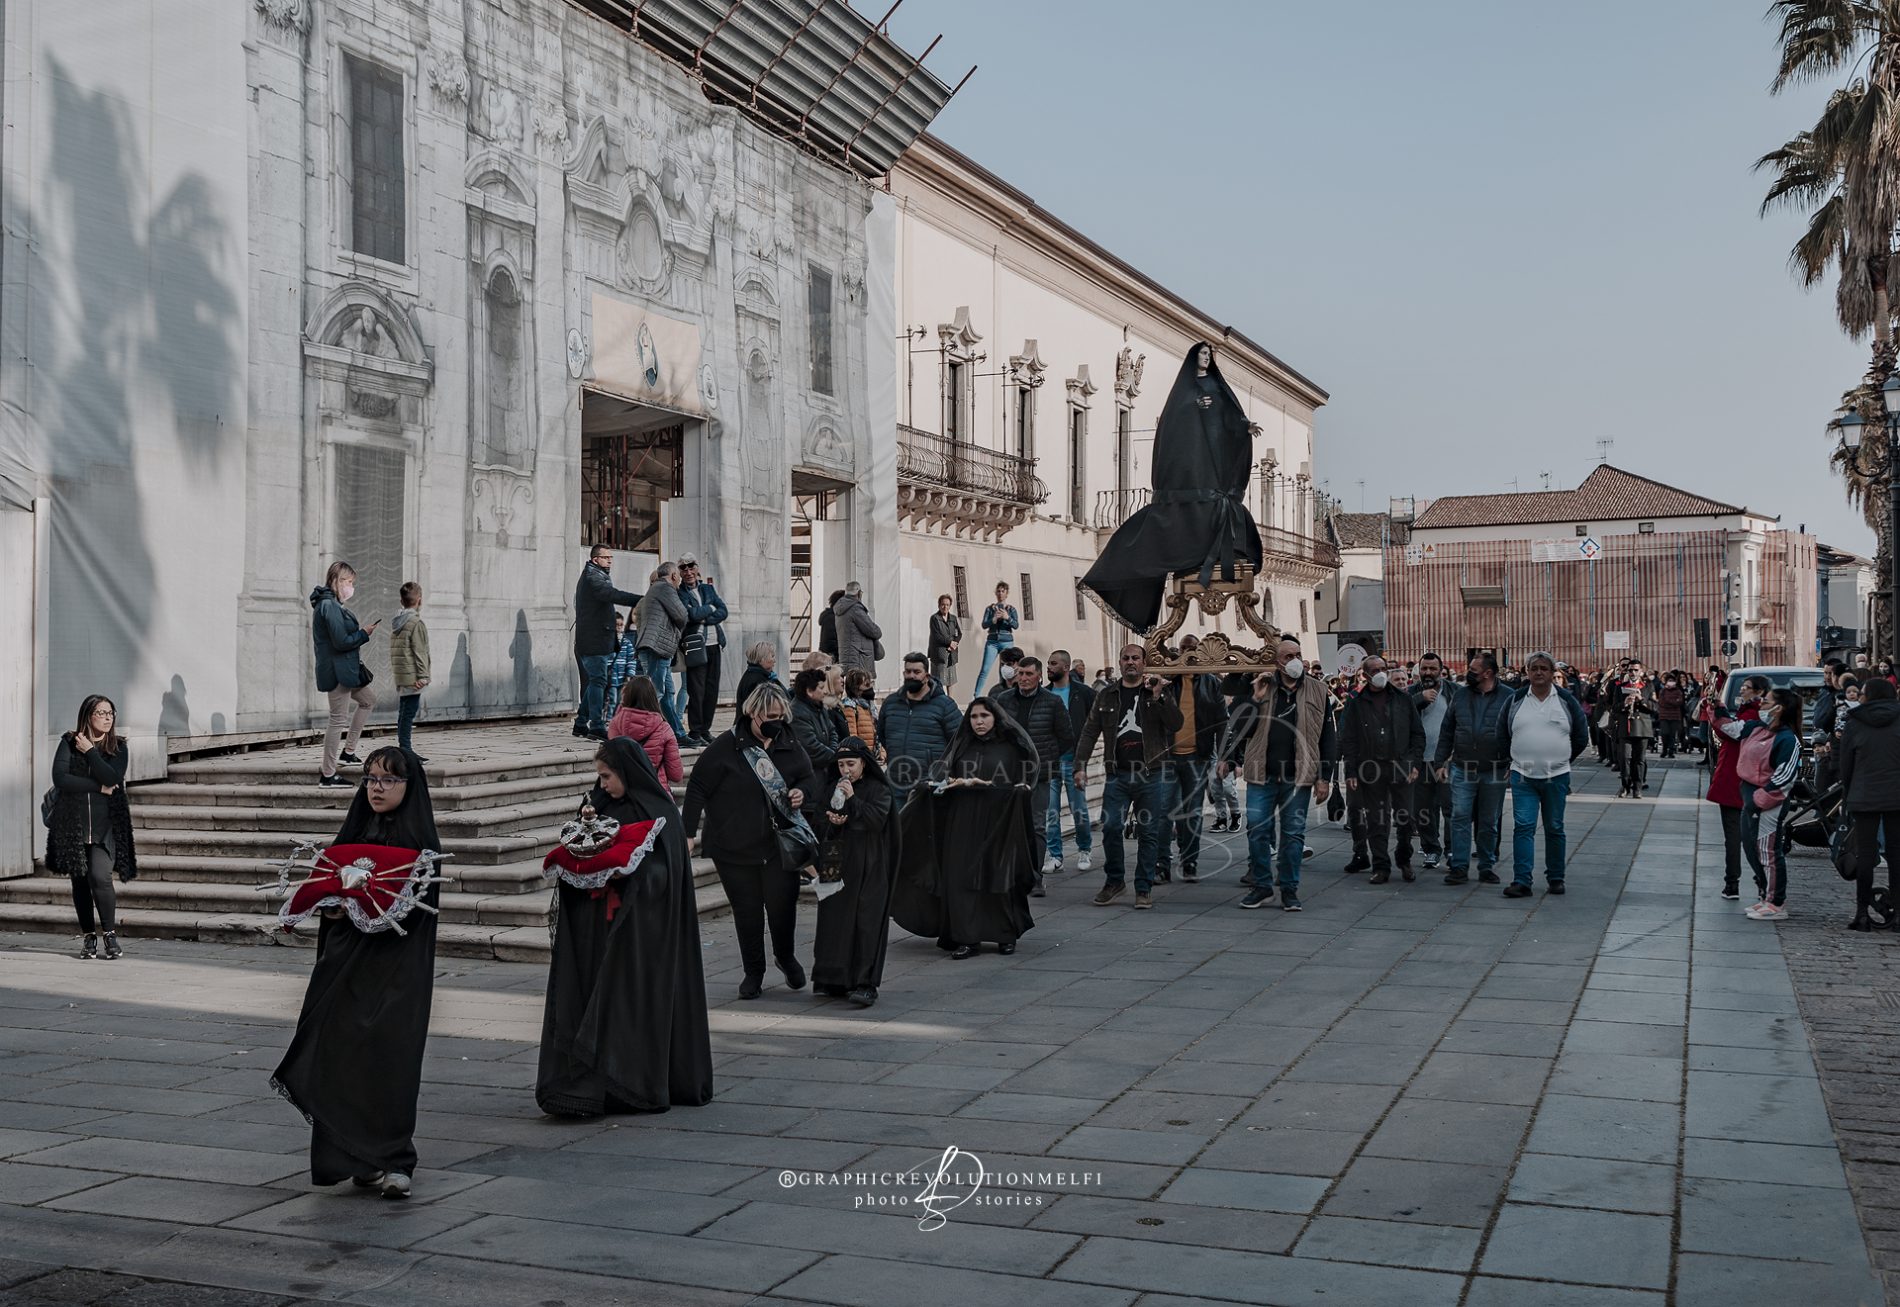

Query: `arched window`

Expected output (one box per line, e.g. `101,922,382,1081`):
483,268,523,466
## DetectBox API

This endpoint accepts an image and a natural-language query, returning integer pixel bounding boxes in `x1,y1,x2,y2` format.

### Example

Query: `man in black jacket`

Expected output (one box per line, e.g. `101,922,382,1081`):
1044,650,1097,876
994,656,1075,896
1157,651,1228,884
1338,655,1426,884
1431,651,1515,886
1076,646,1186,909
573,545,642,740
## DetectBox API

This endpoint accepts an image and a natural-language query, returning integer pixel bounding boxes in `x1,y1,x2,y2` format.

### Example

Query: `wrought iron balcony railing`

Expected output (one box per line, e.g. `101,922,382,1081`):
1095,487,1149,530
1094,489,1340,570
898,426,1048,506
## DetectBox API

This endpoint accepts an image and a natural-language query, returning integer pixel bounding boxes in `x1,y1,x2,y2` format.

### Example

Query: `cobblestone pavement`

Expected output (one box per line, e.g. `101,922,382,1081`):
1776,839,1900,1307
0,758,1884,1306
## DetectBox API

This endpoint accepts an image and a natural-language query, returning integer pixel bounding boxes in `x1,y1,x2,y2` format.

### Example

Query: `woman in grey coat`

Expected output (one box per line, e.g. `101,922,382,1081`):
928,594,962,693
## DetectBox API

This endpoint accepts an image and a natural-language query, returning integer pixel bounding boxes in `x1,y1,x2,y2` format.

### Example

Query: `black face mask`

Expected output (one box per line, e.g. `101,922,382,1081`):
1465,671,1483,687
759,720,786,739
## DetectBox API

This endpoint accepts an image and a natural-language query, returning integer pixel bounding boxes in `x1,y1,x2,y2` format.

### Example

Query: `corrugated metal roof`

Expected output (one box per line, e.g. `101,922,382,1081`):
564,0,960,180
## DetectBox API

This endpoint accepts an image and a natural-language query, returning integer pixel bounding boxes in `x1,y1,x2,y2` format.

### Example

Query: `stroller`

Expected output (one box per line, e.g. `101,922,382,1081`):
1783,779,1888,922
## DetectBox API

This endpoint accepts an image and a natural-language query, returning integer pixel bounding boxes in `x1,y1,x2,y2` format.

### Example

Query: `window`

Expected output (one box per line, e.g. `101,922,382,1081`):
1298,599,1309,632
952,565,970,619
1075,578,1087,622
946,359,965,440
1115,407,1132,494
808,266,835,395
1638,521,1656,534
1015,386,1035,461
1020,572,1035,621
346,56,405,264
480,268,524,466
1068,407,1087,521
1574,523,1589,537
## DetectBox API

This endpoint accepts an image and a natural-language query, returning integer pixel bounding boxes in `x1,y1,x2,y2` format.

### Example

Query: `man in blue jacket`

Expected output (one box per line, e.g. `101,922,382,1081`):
1498,651,1591,898
878,653,962,797
1430,651,1515,887
678,556,729,747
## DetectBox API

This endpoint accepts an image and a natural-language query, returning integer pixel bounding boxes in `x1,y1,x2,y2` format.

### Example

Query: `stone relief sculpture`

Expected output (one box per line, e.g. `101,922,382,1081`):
254,0,309,33
428,51,470,105
340,307,391,358
473,84,523,146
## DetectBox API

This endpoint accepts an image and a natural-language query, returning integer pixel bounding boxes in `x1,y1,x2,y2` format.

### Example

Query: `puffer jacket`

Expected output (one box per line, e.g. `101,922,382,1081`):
877,682,961,790
1839,698,1900,812
791,694,847,772
634,582,689,659
993,685,1076,777
1431,680,1518,779
388,609,431,691
309,587,372,692
607,706,682,784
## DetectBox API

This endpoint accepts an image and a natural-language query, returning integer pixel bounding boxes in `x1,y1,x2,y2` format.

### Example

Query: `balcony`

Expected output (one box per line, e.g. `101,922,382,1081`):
898,425,1048,541
1092,488,1339,583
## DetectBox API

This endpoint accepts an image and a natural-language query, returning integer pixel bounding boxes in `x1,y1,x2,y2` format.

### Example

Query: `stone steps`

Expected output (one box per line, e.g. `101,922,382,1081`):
129,796,583,838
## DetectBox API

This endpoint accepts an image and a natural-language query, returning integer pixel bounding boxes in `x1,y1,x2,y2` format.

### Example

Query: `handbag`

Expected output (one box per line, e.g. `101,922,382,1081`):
742,741,819,871
873,638,886,662
682,627,708,669
40,787,57,828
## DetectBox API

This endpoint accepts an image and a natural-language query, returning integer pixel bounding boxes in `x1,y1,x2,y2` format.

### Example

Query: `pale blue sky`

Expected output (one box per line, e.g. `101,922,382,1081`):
886,0,1873,549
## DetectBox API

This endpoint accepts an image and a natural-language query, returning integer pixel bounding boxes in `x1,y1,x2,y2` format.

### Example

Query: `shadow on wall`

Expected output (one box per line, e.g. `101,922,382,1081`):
510,609,533,709
20,58,240,732
157,675,190,737
450,632,474,713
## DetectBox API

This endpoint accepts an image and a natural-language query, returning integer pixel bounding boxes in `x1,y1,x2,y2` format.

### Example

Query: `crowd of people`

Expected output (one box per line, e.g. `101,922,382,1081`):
45,551,1900,1202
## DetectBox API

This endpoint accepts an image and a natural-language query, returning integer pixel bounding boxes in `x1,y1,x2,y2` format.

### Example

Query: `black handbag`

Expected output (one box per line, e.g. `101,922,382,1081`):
40,787,57,828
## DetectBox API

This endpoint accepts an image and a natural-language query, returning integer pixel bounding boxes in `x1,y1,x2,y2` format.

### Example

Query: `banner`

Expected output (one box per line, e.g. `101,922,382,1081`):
590,294,705,416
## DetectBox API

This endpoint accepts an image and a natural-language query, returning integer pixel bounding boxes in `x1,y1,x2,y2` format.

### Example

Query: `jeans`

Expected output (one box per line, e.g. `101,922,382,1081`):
575,653,611,734
397,692,422,752
1245,779,1311,890
1101,768,1164,894
70,844,117,934
637,649,686,739
1510,771,1569,887
1448,769,1507,873
1045,758,1092,859
1209,768,1241,822
687,646,722,737
1398,772,1450,861
1158,756,1210,874
973,642,1010,702
1718,804,1742,890
323,684,375,775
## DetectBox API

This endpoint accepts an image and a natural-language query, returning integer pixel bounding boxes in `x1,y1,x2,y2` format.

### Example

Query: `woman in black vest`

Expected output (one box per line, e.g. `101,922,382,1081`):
46,695,137,960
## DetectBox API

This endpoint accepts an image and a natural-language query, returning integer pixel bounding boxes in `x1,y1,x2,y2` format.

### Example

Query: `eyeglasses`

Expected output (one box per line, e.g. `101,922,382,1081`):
364,775,406,791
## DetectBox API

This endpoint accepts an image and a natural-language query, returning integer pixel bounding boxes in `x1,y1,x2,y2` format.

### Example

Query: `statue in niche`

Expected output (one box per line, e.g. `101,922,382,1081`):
340,307,390,358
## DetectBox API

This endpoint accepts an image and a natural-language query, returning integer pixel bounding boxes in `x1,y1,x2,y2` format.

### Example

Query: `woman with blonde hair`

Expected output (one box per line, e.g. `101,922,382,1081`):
734,640,781,708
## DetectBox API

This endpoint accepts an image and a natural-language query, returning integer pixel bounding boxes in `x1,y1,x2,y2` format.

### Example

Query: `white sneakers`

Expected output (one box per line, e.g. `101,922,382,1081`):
1078,852,1093,872
1043,856,1062,875
1745,902,1789,922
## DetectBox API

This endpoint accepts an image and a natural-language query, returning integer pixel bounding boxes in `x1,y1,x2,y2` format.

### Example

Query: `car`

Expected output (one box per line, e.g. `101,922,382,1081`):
1720,665,1827,716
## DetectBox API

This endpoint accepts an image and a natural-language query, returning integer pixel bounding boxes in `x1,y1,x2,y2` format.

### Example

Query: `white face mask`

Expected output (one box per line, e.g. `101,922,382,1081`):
1369,671,1389,689
338,582,355,603
1283,658,1306,682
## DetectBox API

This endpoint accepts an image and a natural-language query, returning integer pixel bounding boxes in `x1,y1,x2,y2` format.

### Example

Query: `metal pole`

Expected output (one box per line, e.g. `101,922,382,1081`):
1890,414,1900,666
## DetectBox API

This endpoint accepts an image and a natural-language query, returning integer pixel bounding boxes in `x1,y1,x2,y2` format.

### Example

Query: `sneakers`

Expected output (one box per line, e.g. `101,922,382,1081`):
1424,854,1441,870
78,933,97,960
1092,884,1125,907
1746,903,1790,921
102,932,122,960
1238,887,1275,910
1043,856,1062,876
847,986,878,1007
1502,883,1532,899
317,772,352,788
337,751,363,766
1181,865,1199,883
1546,882,1566,896
379,1172,411,1200
1281,891,1303,912
1210,816,1230,833
1721,885,1741,901
352,1172,386,1189
1078,852,1093,872
1134,893,1153,910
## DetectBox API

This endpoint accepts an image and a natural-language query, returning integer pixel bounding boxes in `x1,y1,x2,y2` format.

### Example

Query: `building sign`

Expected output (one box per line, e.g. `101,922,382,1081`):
1532,538,1600,563
1404,544,1424,566
1578,536,1602,560
1603,630,1630,650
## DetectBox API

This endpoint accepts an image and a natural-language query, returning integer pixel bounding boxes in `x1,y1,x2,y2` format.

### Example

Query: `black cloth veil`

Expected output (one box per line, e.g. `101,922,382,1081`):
1081,343,1262,632
536,738,713,1115
273,749,441,1184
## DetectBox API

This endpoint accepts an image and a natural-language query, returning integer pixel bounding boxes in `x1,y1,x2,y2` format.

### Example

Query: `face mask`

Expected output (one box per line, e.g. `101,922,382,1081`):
1465,671,1483,687
759,720,786,739
1369,672,1389,690
1282,658,1305,682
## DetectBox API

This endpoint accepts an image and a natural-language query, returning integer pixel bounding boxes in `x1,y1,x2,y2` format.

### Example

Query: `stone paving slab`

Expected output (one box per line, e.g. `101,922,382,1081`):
0,758,1888,1305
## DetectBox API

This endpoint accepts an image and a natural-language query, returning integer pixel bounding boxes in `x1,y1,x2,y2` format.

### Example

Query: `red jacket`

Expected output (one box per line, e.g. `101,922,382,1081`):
1703,701,1759,809
607,707,682,785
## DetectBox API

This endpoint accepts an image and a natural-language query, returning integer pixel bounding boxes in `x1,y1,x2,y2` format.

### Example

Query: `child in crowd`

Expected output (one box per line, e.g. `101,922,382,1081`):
389,582,431,762
605,610,641,722
608,675,683,785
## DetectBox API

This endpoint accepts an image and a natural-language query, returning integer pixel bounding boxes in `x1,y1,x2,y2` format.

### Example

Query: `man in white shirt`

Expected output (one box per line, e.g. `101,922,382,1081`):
1502,651,1589,899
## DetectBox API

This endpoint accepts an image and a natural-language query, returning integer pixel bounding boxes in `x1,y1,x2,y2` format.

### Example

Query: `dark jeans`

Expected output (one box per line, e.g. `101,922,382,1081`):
1853,810,1900,915
70,844,117,934
687,646,722,736
714,859,799,979
575,652,611,734
1028,771,1052,878
1717,804,1743,890
397,692,422,752
1158,756,1210,875
1101,768,1164,894
1448,769,1507,873
1350,776,1409,872
1398,772,1450,861
1510,771,1569,887
1620,735,1649,792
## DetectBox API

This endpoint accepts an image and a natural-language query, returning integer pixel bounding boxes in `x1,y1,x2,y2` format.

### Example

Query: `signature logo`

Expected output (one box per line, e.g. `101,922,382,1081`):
912,1145,985,1231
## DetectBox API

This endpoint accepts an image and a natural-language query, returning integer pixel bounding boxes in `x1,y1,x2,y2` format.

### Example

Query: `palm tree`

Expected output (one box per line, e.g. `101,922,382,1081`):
1758,0,1900,653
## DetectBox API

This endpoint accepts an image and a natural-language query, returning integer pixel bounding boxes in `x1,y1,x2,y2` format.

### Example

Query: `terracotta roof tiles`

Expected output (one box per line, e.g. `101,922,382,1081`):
1411,465,1745,530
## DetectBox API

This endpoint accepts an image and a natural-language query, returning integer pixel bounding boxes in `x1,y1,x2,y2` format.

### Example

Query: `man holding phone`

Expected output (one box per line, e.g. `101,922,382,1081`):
1074,645,1184,909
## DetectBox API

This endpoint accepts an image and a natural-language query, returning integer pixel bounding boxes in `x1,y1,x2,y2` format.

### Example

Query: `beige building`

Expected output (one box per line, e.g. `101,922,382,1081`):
882,135,1335,683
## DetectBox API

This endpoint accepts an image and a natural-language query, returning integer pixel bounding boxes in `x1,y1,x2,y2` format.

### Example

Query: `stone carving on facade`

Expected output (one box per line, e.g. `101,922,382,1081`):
254,0,309,33
427,50,469,106
349,389,398,420
804,418,852,474
533,99,570,157
1010,340,1048,389
1115,346,1146,405
1066,364,1098,409
567,328,590,380
472,472,535,550
472,83,523,147
616,199,672,295
303,281,433,423
938,305,983,356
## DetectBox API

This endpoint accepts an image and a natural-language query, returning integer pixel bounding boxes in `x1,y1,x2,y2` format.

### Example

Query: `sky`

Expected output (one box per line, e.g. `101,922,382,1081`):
883,0,1876,551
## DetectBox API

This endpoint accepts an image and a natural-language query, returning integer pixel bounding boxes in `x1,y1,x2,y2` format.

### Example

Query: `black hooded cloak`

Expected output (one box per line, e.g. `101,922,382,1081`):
1081,343,1262,632
536,738,713,1116
272,750,441,1185
890,697,1039,948
811,737,900,994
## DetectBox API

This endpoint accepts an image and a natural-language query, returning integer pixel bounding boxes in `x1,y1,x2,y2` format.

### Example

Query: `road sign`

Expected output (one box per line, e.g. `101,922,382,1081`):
1721,639,1739,657
1578,537,1602,560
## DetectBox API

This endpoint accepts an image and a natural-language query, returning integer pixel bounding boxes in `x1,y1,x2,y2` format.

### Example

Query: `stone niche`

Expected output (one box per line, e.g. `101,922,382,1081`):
302,281,433,428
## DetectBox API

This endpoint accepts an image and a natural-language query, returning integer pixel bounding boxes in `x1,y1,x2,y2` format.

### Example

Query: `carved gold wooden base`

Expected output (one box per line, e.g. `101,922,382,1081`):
1143,565,1283,676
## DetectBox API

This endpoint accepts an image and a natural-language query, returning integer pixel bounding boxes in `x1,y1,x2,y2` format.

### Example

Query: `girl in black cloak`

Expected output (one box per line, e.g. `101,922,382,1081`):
272,746,440,1200
811,736,899,1006
537,738,714,1116
1082,342,1263,633
891,697,1039,959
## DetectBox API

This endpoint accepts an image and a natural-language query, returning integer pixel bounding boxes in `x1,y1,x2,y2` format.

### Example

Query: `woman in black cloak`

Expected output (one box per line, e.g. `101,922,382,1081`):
811,736,899,1006
272,746,440,1200
891,697,1038,959
1082,342,1263,632
537,738,713,1116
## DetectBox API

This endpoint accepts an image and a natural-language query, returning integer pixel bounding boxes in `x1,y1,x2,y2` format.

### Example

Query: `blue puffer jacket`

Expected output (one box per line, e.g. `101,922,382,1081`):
877,682,962,790
1431,680,1518,779
310,587,371,692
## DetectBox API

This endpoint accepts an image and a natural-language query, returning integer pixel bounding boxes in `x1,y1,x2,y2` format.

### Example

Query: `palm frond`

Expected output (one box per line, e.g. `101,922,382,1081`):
1770,0,1878,90
1792,191,1847,281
